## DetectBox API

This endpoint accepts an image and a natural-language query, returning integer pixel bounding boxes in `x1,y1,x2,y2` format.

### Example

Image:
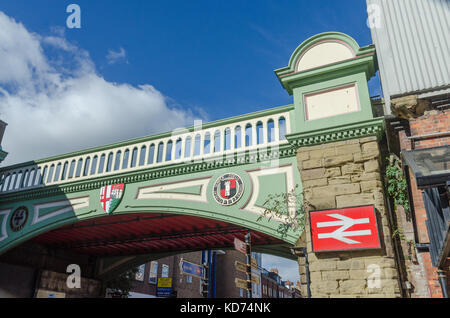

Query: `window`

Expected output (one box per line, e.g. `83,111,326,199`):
239,288,243,298
114,151,121,171
135,264,145,281
98,155,105,174
139,146,147,166
214,130,221,153
279,117,287,140
184,137,192,158
149,261,158,284
267,119,275,142
175,139,182,159
245,124,252,147
76,158,83,176
54,164,61,182
28,169,36,187
161,264,169,278
90,156,98,175
148,144,155,164
47,165,54,183
186,275,192,284
83,158,90,176
131,148,138,168
204,133,211,154
166,141,173,161
106,153,113,172
234,126,242,149
194,134,201,156
122,150,130,169
256,121,263,144
157,142,164,163
224,128,231,150
61,162,68,180
69,160,76,178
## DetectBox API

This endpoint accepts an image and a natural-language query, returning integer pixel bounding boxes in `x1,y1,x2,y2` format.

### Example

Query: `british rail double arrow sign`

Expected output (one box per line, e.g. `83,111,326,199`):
310,205,381,252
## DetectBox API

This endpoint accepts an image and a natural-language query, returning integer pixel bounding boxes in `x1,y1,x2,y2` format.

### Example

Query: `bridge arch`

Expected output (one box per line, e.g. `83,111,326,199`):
0,151,302,259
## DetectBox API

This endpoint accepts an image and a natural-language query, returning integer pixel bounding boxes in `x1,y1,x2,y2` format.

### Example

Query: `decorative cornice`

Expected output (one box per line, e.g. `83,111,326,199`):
274,32,376,95
0,144,298,203
278,55,376,96
275,32,363,75
285,117,386,148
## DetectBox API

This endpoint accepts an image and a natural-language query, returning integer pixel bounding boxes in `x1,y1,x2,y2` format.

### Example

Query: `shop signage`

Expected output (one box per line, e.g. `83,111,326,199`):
157,277,172,288
180,259,205,279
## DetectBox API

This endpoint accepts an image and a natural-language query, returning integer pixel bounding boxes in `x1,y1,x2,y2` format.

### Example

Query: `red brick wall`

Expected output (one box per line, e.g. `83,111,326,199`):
409,110,450,149
399,108,450,298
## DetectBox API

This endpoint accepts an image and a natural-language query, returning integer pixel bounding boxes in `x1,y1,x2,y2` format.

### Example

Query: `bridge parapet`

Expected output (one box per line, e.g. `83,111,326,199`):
0,106,293,194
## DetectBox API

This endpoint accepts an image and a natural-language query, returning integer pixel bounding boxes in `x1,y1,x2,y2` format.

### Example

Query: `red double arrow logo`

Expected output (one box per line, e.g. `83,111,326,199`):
310,205,381,252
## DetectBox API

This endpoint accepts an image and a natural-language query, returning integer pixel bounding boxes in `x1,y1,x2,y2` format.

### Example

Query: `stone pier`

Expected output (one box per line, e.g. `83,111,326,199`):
296,137,402,298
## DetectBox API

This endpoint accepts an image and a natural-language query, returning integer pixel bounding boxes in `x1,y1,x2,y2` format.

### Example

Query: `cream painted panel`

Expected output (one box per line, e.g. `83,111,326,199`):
304,84,360,121
136,177,210,203
0,209,11,242
297,41,354,72
31,196,90,225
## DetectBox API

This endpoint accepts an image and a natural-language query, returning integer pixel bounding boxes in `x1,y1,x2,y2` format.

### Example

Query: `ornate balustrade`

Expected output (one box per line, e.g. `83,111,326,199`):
0,106,293,194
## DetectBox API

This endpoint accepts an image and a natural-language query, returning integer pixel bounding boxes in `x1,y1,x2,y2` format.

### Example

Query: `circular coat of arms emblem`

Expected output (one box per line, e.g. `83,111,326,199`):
10,206,28,232
212,173,244,206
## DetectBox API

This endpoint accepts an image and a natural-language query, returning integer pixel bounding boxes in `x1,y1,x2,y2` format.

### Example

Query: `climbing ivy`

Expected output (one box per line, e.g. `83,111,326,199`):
258,185,309,238
385,155,411,216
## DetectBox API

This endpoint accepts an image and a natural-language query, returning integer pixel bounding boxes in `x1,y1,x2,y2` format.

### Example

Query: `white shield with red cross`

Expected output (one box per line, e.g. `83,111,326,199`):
100,184,125,214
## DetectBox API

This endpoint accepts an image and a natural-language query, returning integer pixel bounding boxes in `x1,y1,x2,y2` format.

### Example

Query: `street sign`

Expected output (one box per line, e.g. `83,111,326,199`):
234,261,260,284
180,259,205,279
251,257,257,268
234,233,253,298
310,205,381,252
251,274,260,285
235,278,250,290
157,277,172,288
235,261,246,273
156,287,172,297
234,237,247,254
235,261,257,272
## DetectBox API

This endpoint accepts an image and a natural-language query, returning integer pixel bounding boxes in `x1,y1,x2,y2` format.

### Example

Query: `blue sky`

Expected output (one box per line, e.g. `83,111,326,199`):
0,0,378,286
1,0,379,126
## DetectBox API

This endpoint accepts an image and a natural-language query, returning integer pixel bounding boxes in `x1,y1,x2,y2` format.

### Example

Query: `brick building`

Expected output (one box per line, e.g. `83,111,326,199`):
261,268,298,298
129,251,299,298
368,0,450,298
396,107,450,298
129,251,203,298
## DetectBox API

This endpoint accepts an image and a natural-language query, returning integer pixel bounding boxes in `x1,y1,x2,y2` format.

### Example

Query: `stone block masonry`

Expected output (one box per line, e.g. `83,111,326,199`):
296,137,402,298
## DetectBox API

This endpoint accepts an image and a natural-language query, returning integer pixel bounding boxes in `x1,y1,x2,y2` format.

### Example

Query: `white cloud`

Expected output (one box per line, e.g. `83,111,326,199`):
0,11,202,165
106,47,127,64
